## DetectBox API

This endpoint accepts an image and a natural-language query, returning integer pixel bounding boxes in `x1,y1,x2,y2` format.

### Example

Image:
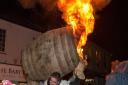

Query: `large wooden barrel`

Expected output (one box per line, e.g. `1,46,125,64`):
27,79,39,85
22,27,79,80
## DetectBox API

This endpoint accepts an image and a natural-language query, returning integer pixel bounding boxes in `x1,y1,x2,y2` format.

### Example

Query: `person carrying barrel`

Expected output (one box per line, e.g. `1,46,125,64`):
39,59,88,85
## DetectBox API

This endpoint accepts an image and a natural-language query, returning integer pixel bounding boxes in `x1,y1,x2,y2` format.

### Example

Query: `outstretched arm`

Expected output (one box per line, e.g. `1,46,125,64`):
68,59,88,84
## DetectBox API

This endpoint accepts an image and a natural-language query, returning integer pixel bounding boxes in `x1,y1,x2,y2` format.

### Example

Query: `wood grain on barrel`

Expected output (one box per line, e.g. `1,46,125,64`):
22,27,79,80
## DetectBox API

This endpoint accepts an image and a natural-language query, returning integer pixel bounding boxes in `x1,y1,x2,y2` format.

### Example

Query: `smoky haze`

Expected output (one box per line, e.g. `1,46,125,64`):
19,0,112,12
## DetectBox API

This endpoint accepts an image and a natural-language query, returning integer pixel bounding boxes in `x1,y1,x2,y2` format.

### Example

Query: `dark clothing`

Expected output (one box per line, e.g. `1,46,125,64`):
70,77,81,85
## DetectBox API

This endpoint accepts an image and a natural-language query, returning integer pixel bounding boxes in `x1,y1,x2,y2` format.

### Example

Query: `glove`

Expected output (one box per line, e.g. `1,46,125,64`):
74,59,88,80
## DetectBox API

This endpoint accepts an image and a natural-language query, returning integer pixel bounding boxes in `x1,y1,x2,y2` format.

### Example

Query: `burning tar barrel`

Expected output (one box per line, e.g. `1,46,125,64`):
22,27,79,80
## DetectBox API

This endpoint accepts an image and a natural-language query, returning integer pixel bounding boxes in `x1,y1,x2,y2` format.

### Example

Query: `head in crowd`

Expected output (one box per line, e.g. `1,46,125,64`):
48,72,61,85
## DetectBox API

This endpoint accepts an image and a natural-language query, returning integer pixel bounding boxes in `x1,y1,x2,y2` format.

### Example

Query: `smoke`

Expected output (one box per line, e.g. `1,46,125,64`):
91,0,112,11
18,0,36,9
19,0,111,12
19,0,58,12
38,0,58,12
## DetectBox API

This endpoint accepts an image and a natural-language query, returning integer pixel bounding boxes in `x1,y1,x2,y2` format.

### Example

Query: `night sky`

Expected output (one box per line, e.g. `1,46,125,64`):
0,0,127,60
89,0,128,60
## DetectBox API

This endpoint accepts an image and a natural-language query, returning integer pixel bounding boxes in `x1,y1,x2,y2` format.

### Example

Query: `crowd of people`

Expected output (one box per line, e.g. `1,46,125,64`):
39,59,128,85
39,59,88,85
1,59,128,85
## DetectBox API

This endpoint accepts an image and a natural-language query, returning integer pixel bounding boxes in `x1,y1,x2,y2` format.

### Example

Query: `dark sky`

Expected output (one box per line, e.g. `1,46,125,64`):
89,0,128,60
0,0,127,60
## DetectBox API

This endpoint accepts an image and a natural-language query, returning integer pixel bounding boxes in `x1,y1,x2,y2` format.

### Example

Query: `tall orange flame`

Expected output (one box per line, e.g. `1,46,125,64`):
57,0,95,59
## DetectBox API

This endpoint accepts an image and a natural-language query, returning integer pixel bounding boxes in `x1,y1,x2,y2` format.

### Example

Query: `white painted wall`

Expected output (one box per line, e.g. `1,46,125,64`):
0,19,41,65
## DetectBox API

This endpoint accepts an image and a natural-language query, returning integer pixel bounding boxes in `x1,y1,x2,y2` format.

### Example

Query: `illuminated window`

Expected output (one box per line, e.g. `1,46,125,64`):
0,29,6,52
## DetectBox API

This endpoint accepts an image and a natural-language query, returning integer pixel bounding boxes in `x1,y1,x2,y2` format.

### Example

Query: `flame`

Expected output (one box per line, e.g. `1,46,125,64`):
57,0,95,59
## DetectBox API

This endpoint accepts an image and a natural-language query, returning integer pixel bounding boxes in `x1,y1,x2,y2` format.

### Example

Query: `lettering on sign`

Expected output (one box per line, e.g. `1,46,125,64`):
0,64,26,82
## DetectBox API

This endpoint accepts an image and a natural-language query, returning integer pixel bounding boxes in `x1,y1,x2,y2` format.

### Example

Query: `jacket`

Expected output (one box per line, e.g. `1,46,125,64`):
43,80,70,85
39,75,81,85
105,60,128,85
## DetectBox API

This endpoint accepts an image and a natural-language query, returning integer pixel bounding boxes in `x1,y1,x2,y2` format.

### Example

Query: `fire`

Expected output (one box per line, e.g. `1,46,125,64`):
57,0,95,59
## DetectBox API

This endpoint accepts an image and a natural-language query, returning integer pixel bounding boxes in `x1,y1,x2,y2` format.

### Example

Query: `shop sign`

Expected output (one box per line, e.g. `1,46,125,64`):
0,64,26,82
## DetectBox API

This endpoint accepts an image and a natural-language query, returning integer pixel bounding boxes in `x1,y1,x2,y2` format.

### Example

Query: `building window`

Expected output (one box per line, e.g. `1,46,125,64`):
0,28,6,52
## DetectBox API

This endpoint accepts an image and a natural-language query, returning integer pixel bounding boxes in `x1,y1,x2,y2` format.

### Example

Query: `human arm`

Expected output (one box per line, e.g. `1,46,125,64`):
68,59,88,84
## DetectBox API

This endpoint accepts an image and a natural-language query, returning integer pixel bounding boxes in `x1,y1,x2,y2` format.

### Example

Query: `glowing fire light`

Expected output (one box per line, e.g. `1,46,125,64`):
57,0,95,59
